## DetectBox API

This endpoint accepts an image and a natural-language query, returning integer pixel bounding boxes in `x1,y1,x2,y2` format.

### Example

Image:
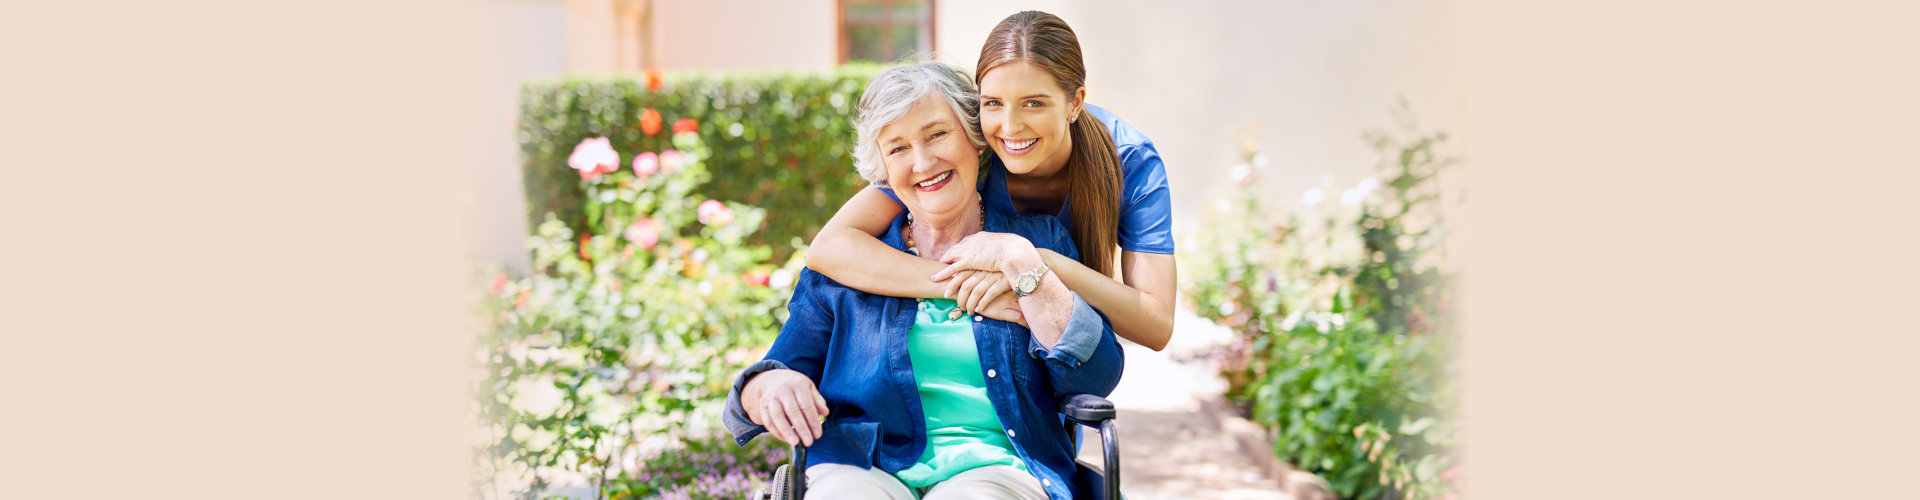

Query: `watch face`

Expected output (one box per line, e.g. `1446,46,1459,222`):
1015,274,1037,295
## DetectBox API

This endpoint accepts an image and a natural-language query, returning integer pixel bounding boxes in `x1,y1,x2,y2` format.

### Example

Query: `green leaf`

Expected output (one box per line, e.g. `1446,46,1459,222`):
1400,417,1435,436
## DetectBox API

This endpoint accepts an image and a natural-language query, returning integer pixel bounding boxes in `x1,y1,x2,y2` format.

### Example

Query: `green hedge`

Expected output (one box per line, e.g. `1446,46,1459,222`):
517,65,880,262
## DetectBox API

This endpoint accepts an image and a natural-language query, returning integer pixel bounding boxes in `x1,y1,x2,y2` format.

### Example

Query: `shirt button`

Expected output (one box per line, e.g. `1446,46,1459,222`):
1006,429,1016,438
987,369,997,378
1043,478,1051,487
973,315,982,322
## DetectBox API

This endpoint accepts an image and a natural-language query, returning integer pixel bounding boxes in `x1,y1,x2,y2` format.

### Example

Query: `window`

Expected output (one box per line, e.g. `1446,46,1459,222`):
839,0,935,64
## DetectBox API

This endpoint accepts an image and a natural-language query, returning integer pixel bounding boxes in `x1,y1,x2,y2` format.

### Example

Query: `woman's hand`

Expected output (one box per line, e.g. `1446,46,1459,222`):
931,232,1040,284
973,290,1027,327
741,369,828,447
944,269,1011,316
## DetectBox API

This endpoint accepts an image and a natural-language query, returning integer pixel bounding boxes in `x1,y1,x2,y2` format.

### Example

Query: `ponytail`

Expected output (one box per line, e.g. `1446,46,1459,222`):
1066,108,1121,277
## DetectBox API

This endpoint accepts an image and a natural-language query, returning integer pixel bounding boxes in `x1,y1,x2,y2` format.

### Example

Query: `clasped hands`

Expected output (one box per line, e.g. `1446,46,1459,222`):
929,232,1041,326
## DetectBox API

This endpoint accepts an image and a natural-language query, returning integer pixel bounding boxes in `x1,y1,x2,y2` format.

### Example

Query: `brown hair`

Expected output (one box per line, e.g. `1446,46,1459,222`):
976,10,1122,277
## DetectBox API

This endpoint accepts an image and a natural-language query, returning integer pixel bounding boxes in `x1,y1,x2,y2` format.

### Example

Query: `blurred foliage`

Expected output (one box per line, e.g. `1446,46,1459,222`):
1182,104,1463,500
606,432,787,500
474,130,806,499
518,65,880,263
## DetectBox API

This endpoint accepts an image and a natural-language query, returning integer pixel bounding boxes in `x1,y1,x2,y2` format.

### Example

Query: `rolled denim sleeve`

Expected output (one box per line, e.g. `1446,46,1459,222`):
723,359,792,446
1028,293,1124,398
1026,293,1104,367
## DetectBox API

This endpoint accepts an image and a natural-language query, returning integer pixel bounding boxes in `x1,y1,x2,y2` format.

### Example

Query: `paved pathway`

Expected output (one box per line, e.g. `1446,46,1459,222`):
1073,308,1319,500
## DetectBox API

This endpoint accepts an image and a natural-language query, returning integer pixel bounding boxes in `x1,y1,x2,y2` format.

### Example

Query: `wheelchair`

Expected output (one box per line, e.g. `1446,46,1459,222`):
754,393,1121,500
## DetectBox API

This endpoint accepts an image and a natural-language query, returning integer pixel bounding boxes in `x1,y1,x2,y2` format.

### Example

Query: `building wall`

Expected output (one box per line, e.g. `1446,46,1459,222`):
560,0,619,72
470,0,568,271
651,0,838,71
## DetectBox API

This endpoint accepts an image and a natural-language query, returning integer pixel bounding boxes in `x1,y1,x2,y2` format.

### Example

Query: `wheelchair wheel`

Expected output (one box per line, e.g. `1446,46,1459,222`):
768,463,793,500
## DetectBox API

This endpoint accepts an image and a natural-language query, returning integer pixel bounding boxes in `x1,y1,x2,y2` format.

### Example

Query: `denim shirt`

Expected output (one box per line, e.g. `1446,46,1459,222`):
723,205,1124,500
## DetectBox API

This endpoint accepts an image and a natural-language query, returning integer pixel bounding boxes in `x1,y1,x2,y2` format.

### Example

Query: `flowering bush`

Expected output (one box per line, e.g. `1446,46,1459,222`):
1182,108,1462,500
517,66,879,264
475,127,805,499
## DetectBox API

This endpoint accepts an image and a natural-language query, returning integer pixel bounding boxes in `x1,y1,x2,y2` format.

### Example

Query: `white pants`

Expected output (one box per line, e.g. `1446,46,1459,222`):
804,463,1049,500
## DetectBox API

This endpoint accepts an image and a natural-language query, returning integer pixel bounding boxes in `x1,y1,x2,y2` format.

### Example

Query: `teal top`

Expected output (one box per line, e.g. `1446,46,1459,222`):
893,298,1027,488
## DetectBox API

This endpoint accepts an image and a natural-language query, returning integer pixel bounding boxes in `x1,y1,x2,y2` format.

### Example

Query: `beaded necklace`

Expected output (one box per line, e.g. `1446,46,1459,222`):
904,202,987,321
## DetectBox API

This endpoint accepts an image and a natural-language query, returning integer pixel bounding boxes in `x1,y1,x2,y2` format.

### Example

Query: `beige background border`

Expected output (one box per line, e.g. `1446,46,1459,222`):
1459,0,1920,497
3,1,473,498
4,1,1916,498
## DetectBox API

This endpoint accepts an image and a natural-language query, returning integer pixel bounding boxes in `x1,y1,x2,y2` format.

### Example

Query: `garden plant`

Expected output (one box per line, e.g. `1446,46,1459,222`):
475,119,807,499
1182,105,1463,500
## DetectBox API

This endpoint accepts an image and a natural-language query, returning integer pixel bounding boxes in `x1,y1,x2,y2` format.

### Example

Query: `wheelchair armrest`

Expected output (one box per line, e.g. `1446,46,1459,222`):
1058,393,1121,500
1060,393,1115,425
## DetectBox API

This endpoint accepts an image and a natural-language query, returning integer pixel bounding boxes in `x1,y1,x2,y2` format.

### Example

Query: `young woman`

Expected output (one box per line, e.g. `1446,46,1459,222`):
808,10,1177,350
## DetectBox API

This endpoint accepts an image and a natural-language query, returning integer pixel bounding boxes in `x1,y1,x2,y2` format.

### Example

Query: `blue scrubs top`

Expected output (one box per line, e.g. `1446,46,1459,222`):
876,104,1176,254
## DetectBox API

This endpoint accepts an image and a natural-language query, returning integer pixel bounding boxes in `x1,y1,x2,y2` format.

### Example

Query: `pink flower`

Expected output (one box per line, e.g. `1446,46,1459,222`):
697,200,734,226
489,272,509,296
567,137,621,180
1440,466,1464,482
625,218,664,249
659,150,684,173
743,268,771,287
673,118,699,135
633,151,659,176
639,108,663,136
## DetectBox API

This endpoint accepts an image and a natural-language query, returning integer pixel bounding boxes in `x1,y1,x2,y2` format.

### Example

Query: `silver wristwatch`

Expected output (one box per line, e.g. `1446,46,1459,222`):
1012,261,1051,297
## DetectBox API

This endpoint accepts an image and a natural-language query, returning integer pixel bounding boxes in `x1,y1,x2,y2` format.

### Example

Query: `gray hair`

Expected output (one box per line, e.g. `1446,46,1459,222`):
852,61,987,184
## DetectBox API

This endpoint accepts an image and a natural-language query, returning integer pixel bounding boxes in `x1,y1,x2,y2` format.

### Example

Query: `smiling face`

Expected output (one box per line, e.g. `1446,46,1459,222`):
979,61,1084,179
878,92,983,224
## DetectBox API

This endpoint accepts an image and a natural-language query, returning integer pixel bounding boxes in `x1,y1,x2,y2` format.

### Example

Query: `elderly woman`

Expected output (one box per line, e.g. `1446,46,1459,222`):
723,61,1122,500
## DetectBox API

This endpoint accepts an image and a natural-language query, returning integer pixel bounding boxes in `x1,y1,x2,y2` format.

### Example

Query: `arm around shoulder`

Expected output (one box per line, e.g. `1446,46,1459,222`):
805,186,949,299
